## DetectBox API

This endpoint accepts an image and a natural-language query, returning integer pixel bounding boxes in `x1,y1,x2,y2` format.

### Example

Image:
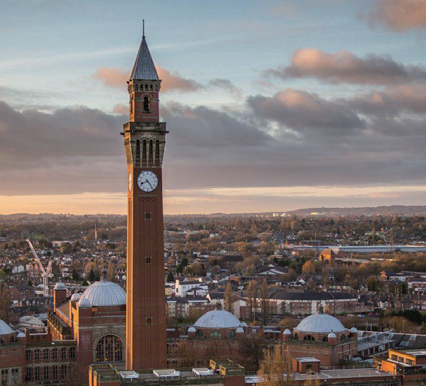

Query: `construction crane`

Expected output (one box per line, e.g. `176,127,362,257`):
26,239,52,297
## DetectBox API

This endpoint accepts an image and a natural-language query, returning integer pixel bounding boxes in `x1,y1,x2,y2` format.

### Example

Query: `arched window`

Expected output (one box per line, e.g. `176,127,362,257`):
95,335,123,362
303,335,315,341
143,97,150,112
155,140,160,166
340,334,347,341
323,336,328,342
135,140,141,166
294,333,299,340
148,140,153,166
211,331,222,339
142,140,147,166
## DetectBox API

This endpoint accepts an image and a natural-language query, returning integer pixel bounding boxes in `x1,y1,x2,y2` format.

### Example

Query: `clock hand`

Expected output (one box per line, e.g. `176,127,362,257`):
147,180,153,188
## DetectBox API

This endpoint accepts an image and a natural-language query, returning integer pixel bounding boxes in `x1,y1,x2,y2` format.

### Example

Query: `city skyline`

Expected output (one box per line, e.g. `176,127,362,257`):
1,0,426,214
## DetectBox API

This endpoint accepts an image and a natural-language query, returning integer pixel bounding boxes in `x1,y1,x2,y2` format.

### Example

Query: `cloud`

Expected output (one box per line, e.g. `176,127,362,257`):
93,66,203,92
157,66,203,92
247,89,364,132
93,68,128,88
349,85,426,115
366,0,426,31
266,48,426,85
0,92,425,198
208,79,244,99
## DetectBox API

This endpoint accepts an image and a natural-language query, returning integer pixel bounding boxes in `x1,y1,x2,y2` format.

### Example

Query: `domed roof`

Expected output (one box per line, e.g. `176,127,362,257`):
328,331,337,338
284,328,292,335
295,314,347,334
71,293,81,302
78,298,91,308
188,326,196,333
0,319,14,335
236,327,244,333
240,322,248,327
19,316,44,327
350,327,358,333
54,282,66,290
78,279,126,307
194,310,240,329
17,332,25,338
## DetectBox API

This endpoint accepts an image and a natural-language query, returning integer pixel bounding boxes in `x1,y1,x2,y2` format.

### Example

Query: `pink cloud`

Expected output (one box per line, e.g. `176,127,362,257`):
367,0,426,31
266,48,426,85
93,66,202,93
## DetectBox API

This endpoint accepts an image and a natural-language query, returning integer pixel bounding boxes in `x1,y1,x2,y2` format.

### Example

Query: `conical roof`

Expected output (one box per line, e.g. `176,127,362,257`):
130,36,159,81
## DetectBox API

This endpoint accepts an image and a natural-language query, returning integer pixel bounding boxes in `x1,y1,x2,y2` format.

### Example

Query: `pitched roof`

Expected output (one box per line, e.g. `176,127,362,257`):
130,36,159,81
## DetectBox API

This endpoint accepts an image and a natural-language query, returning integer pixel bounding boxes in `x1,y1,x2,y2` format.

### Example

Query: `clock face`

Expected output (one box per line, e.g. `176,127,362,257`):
137,171,158,192
128,172,132,192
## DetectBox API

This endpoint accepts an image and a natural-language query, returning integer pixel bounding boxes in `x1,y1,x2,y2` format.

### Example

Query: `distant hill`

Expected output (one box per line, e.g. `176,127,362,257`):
286,205,426,216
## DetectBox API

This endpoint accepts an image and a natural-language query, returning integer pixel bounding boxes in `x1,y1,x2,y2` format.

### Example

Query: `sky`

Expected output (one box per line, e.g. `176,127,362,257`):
0,0,425,215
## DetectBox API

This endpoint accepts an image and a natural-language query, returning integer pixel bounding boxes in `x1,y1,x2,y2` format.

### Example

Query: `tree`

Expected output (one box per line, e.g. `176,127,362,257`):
304,375,320,386
71,269,79,281
175,341,200,367
107,261,116,282
302,260,316,275
247,281,258,323
167,271,175,283
0,283,11,323
224,282,233,313
88,269,96,282
258,344,294,386
260,278,269,322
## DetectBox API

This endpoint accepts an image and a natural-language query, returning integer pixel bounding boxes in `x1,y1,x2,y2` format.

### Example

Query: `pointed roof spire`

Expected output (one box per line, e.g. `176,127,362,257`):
130,20,159,81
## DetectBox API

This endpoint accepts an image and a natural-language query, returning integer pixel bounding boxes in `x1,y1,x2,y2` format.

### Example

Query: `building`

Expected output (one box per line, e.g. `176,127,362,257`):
376,349,426,385
282,313,358,366
122,25,168,371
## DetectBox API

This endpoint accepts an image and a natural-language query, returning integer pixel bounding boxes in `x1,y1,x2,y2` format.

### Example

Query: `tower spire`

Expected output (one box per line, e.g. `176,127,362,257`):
129,22,159,81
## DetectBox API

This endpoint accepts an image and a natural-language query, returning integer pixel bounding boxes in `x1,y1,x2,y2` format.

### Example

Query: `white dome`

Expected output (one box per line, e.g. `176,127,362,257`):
71,293,81,302
350,327,358,333
194,310,240,329
19,316,44,327
295,314,347,334
240,322,248,327
0,319,14,335
78,298,91,308
78,279,126,307
236,327,244,333
54,282,66,290
17,332,25,338
188,326,196,333
284,328,292,335
328,331,337,338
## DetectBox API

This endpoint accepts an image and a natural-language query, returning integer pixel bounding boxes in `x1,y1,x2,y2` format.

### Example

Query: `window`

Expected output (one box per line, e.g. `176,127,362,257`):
69,347,76,359
148,140,153,165
303,335,315,341
61,365,67,379
44,366,49,381
1,369,8,384
34,349,40,360
26,367,32,381
35,367,40,382
142,140,147,166
155,140,160,166
146,317,153,325
26,350,32,361
340,334,347,341
53,366,58,380
145,212,151,221
145,256,152,264
96,335,123,362
61,347,67,359
143,97,150,112
43,349,49,360
11,368,19,384
135,140,141,166
52,348,58,359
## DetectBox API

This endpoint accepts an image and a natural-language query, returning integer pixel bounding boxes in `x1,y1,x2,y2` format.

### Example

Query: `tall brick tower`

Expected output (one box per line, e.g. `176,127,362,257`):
122,29,168,371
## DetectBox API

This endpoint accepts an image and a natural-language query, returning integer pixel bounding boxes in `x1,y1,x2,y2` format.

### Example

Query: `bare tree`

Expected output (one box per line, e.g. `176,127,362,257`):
0,283,11,323
258,344,295,386
224,282,233,313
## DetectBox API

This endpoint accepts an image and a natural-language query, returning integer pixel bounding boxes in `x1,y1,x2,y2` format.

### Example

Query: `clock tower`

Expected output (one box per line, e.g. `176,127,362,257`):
122,29,168,371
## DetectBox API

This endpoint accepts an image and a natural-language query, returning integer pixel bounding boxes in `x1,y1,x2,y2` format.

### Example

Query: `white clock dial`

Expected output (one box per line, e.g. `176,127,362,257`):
137,171,158,192
128,172,133,192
